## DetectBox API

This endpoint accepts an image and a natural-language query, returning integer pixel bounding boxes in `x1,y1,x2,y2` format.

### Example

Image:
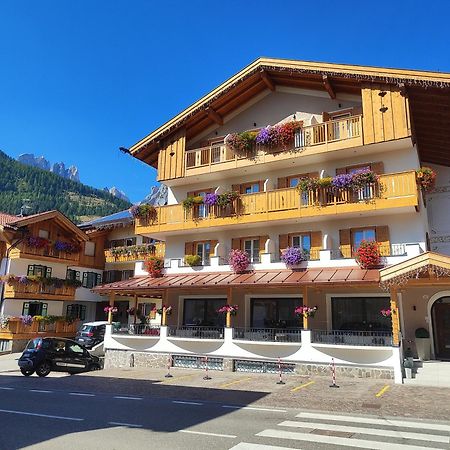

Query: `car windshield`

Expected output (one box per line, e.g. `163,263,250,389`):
26,339,42,350
80,325,94,332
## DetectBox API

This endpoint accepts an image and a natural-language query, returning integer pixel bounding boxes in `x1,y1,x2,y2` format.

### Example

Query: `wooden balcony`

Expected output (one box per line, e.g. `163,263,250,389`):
136,171,419,235
105,242,165,263
10,244,79,263
185,116,363,177
4,282,77,301
0,318,79,341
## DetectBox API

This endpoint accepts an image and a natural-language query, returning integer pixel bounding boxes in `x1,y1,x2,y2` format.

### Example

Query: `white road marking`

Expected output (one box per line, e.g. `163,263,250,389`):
229,444,297,450
172,400,203,406
0,387,14,390
69,392,95,397
279,420,449,444
29,389,52,393
179,430,237,439
0,408,83,421
222,406,286,413
296,412,450,433
257,429,446,450
108,421,143,428
113,396,143,400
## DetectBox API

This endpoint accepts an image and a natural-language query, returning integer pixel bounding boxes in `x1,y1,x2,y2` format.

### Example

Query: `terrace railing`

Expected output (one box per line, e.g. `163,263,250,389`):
233,327,302,343
311,330,393,347
168,326,224,339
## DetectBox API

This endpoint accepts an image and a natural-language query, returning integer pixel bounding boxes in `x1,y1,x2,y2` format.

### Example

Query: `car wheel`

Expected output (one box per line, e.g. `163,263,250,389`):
36,361,51,377
20,369,34,377
89,363,101,371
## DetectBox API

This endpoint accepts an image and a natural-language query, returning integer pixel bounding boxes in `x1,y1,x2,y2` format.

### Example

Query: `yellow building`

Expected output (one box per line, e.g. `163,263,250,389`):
95,58,450,382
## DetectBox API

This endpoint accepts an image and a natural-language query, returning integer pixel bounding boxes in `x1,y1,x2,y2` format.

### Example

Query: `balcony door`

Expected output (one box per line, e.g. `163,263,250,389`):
250,298,300,329
183,298,225,327
432,297,450,359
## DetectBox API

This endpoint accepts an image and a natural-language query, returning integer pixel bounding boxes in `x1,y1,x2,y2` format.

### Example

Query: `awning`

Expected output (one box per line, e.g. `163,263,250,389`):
94,267,379,295
379,251,450,290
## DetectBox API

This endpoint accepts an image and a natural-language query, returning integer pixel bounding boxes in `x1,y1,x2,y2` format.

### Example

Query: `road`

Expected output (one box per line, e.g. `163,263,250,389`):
0,374,449,450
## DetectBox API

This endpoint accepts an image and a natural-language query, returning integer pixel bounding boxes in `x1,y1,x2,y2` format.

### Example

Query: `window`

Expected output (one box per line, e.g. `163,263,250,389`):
346,164,371,174
103,270,122,283
291,234,311,255
66,269,80,281
183,298,226,327
124,237,136,247
331,296,390,331
84,241,96,257
27,265,52,278
241,182,261,194
22,302,47,316
38,229,49,239
195,241,211,265
244,239,260,263
66,304,86,320
352,228,376,252
66,342,85,354
82,272,102,288
251,298,301,328
140,303,156,317
189,189,214,218
122,270,134,281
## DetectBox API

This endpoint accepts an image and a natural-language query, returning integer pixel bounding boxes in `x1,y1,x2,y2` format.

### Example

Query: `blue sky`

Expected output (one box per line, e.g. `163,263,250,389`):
1,1,449,203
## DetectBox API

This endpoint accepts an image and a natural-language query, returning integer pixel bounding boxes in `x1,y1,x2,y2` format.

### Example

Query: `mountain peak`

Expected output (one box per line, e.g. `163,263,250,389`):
17,153,80,182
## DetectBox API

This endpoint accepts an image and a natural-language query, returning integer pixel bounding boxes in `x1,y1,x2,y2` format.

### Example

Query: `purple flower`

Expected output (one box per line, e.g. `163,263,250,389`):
228,249,250,273
204,193,219,206
18,276,29,285
331,173,353,190
281,247,304,267
20,315,33,326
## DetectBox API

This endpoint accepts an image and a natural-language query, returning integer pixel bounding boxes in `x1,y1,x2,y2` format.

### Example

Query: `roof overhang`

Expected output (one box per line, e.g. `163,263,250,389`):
128,57,450,167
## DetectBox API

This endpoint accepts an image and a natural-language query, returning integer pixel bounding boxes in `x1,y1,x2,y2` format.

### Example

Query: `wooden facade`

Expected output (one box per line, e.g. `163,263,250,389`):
157,128,186,182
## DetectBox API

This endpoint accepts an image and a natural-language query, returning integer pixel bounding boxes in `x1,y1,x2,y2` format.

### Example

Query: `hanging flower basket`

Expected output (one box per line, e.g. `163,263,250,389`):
294,305,318,318
281,247,304,267
225,131,257,156
144,256,164,278
217,304,239,315
228,249,251,273
129,204,158,222
54,240,80,253
26,236,50,249
104,306,118,314
355,240,381,269
416,167,436,192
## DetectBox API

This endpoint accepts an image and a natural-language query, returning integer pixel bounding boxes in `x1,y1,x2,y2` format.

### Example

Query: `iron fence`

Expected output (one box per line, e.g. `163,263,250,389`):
172,355,224,371
233,327,302,343
311,329,393,347
168,326,224,339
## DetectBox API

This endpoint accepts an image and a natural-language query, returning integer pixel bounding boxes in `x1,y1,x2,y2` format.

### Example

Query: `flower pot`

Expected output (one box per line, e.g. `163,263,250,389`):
405,367,413,379
415,337,431,361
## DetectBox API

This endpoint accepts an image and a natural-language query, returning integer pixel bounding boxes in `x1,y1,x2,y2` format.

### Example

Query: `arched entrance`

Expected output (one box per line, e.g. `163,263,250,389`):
431,296,450,360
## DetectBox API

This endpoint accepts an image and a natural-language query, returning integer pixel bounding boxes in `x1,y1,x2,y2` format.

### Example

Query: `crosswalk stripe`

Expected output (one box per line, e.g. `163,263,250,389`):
257,429,447,450
296,412,450,433
229,443,300,450
279,420,449,444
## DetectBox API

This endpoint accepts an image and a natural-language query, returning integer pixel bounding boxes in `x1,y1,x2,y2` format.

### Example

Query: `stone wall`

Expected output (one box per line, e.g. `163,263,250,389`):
104,349,393,379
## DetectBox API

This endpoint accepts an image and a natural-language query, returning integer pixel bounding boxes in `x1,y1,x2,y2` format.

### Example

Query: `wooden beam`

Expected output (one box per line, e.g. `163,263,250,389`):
260,70,275,91
322,75,336,99
206,107,223,126
302,286,309,330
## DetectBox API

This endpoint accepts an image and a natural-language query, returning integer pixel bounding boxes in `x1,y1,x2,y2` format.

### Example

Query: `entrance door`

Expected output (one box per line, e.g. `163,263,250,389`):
433,298,450,359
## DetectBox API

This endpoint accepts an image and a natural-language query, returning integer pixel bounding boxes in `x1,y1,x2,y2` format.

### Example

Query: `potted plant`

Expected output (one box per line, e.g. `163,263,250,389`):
294,305,318,319
281,247,304,267
355,240,381,269
185,254,202,266
144,256,164,278
228,249,250,273
415,327,431,361
416,167,436,192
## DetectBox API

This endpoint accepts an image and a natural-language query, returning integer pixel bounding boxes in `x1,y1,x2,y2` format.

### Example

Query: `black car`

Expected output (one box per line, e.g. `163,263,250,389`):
18,337,102,377
74,321,107,349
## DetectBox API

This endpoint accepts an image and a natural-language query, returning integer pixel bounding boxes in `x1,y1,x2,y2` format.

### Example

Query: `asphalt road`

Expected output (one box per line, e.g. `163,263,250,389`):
0,374,449,450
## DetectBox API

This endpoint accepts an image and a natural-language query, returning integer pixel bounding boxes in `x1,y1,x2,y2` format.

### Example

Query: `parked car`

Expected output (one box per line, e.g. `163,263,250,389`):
18,337,102,377
74,321,108,349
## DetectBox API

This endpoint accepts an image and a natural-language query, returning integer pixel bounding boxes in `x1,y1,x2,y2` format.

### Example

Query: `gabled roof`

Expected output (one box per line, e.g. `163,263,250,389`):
4,210,88,242
78,209,133,230
129,57,450,167
0,212,18,226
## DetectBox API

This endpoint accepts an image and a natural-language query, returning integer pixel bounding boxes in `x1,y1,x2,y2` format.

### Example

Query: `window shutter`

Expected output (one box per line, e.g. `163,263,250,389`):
259,235,269,254
96,274,102,285
46,267,52,278
82,272,88,288
322,112,330,122
376,226,390,256
308,171,320,179
27,265,34,276
339,229,352,258
231,238,241,250
371,161,384,175
336,167,346,175
279,234,289,253
184,241,194,256
310,231,322,260
209,240,218,257
259,180,265,192
187,191,195,198
231,184,240,194
277,177,288,189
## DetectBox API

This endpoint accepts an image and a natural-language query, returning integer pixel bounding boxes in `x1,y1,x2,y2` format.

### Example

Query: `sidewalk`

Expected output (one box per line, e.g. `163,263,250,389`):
0,353,21,373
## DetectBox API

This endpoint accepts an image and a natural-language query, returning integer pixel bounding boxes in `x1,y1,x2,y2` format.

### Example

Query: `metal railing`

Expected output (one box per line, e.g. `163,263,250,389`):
126,324,161,336
233,327,302,342
168,326,224,339
311,330,393,347
331,243,408,259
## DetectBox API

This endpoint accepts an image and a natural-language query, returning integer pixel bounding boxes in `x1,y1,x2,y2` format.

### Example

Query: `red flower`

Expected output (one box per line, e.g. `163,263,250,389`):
355,240,381,269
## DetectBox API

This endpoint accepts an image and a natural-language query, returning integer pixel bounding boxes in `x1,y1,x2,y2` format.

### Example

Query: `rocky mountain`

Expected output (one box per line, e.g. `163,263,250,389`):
104,186,130,203
17,154,80,182
141,184,168,206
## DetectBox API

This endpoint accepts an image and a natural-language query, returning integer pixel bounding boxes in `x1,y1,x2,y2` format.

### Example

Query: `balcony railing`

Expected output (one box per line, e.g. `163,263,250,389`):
185,116,362,175
4,282,76,299
331,243,408,259
105,242,165,263
233,327,302,342
112,324,161,335
0,318,79,336
136,171,418,234
168,326,224,339
311,330,393,347
14,244,79,262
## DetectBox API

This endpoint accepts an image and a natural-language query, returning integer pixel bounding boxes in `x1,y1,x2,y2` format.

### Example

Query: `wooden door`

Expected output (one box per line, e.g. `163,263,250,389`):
433,300,450,359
